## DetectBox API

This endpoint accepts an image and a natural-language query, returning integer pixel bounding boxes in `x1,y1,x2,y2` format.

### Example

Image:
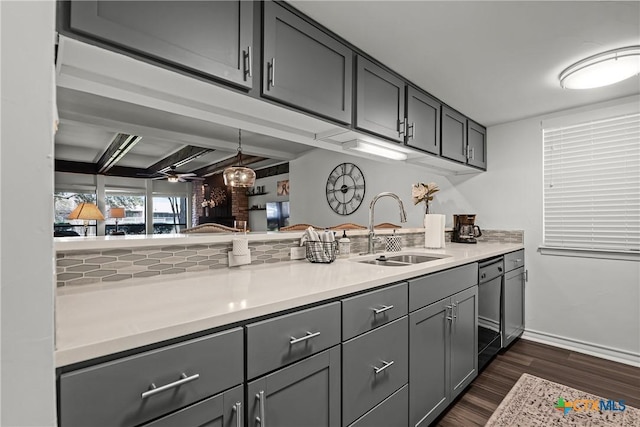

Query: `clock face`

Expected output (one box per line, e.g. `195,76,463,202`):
325,163,366,216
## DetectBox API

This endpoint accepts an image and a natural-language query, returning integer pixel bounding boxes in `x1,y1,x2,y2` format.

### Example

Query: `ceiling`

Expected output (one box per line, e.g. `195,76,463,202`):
55,1,640,178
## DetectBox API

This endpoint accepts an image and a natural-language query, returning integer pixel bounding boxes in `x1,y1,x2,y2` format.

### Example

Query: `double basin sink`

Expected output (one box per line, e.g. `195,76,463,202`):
354,252,450,267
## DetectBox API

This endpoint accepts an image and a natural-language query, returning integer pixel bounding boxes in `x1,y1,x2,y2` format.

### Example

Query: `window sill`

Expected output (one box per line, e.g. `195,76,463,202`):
538,246,639,262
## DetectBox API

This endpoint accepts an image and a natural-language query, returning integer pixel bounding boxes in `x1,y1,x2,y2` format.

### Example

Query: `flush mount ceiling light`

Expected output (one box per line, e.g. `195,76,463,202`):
223,129,256,187
343,139,408,161
559,46,640,89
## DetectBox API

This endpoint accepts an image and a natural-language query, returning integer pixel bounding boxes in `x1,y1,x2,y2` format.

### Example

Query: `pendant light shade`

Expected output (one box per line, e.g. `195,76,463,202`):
223,129,256,187
559,46,640,89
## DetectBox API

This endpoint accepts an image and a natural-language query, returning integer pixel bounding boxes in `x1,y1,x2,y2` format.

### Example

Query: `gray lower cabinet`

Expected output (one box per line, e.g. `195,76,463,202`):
142,384,243,427
441,106,468,164
67,1,254,88
59,328,244,427
503,266,525,348
409,286,478,427
262,2,353,124
247,346,341,427
356,56,406,142
405,87,441,155
342,317,409,426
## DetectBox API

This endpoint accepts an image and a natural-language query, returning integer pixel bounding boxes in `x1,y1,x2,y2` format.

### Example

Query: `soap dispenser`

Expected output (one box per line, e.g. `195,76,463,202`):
338,230,351,257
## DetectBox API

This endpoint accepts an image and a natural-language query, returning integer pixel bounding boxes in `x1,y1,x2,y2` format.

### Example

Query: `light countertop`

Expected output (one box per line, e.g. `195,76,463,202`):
55,242,523,367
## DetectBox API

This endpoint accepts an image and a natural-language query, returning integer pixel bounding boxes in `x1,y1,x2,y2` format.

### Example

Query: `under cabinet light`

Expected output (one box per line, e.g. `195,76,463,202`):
559,46,640,89
343,139,408,161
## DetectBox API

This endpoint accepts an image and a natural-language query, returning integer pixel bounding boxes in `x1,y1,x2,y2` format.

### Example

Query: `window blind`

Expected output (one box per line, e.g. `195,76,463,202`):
543,112,640,252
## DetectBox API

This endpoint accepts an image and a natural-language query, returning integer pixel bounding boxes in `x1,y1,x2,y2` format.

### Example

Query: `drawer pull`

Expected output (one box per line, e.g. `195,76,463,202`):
233,401,242,427
141,373,200,399
513,258,523,263
372,304,394,315
373,359,395,374
289,331,321,345
256,390,266,426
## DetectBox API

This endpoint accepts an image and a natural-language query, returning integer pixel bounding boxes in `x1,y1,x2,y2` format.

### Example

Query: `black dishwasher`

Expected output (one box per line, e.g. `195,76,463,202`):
477,257,504,370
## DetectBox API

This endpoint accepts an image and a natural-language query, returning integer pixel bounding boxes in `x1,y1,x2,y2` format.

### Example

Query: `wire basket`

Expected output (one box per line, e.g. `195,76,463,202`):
305,241,338,263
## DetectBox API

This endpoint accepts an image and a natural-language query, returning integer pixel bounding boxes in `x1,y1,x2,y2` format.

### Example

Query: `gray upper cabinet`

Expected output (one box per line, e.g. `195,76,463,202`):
441,106,468,163
262,2,353,124
247,346,341,427
467,120,487,169
68,1,254,89
405,87,441,155
356,56,406,142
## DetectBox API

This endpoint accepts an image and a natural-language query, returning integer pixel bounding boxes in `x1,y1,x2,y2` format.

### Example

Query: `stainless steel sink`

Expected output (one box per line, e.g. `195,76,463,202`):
355,253,448,267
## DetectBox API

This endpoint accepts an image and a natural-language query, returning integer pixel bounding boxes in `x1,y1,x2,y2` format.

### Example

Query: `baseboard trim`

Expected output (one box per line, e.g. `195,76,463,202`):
522,329,640,368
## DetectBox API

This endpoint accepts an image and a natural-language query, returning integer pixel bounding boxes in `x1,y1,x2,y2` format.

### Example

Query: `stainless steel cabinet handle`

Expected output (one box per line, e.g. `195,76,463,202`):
514,258,523,263
453,302,458,322
256,391,266,426
524,270,529,282
245,46,253,78
446,304,453,321
373,359,395,374
408,122,416,139
233,401,242,427
398,118,407,137
470,147,475,160
268,58,276,88
290,331,321,345
372,304,394,314
141,373,200,399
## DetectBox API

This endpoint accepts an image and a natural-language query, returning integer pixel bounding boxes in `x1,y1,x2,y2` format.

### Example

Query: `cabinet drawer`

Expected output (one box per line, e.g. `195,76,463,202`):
409,263,478,312
342,282,408,340
504,249,524,272
342,317,409,426
247,302,341,379
59,328,243,427
349,384,408,427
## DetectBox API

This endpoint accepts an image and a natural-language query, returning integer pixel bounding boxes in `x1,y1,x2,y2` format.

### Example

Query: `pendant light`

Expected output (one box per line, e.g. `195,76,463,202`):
559,46,640,89
223,129,256,187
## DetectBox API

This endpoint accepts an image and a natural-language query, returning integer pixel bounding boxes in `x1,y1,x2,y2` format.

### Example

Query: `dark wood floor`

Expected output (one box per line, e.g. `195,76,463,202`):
435,339,640,426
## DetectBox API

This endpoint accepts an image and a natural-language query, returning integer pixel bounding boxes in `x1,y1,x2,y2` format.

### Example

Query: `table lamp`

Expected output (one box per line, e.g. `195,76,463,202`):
109,207,126,235
67,202,105,236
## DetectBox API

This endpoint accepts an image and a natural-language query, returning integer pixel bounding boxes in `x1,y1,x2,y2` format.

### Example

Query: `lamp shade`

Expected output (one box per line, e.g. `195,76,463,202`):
68,202,105,221
109,207,125,219
223,165,256,187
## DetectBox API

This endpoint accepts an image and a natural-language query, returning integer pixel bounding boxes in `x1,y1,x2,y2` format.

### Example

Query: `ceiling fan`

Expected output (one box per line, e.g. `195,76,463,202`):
151,166,204,183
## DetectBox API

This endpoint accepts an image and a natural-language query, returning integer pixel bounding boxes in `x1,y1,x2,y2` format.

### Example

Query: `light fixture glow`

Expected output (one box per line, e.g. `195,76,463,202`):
343,139,408,161
560,46,640,89
167,176,180,183
223,129,256,187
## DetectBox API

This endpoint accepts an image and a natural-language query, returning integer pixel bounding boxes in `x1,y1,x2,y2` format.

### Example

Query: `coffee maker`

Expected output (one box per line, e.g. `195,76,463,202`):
452,214,482,243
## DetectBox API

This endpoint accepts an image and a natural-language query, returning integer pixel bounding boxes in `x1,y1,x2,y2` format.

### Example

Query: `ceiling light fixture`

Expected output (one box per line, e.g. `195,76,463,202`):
223,129,256,187
559,46,640,89
343,139,408,161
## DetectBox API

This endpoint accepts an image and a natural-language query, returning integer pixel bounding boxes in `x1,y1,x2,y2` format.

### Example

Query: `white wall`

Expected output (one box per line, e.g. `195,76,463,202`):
289,149,478,229
1,1,57,425
450,96,640,364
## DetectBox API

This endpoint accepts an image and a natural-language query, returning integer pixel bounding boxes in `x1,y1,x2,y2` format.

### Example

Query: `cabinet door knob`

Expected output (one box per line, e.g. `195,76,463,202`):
255,391,266,426
141,373,200,399
289,331,321,345
373,359,395,374
372,304,394,315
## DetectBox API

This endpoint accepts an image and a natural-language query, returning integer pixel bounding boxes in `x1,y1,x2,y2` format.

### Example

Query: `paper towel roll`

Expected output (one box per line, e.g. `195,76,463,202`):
232,238,250,256
424,214,445,249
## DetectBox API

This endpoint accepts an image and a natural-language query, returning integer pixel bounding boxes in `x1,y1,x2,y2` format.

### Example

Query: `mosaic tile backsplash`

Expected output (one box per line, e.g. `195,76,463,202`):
56,229,523,287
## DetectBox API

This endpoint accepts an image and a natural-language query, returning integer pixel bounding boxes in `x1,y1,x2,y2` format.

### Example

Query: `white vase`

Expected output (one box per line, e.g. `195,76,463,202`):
424,214,446,248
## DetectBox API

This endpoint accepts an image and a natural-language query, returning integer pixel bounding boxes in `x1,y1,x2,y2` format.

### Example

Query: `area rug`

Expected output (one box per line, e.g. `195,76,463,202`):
485,373,639,426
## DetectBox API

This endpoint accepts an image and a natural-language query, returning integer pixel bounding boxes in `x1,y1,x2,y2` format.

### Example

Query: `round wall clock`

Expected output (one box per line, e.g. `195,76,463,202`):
325,162,366,215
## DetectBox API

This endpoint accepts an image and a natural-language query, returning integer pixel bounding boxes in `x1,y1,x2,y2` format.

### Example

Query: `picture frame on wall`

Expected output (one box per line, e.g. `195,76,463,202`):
277,179,290,196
